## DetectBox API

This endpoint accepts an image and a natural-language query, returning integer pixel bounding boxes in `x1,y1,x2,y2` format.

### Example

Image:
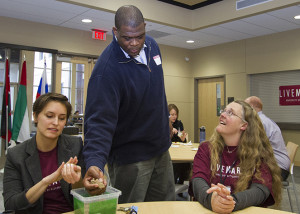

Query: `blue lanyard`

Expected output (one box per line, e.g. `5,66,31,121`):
219,156,237,185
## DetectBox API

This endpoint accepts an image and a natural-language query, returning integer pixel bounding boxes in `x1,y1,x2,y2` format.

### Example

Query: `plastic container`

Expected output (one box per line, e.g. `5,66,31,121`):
70,186,121,214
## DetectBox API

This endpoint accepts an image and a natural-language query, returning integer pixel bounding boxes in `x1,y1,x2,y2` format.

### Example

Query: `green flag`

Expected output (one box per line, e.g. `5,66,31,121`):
12,60,30,143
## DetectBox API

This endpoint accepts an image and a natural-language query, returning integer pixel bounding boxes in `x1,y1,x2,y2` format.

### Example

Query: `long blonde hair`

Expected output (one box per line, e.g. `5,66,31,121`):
209,100,282,205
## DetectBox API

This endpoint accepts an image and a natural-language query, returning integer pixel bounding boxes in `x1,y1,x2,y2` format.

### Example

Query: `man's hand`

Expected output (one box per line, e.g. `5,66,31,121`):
83,166,107,195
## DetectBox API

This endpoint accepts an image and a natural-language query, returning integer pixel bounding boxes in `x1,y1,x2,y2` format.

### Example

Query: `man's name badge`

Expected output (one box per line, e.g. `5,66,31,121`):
153,55,161,65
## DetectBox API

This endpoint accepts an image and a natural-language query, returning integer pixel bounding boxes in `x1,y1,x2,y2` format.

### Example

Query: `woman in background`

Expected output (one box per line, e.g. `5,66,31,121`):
168,104,191,185
190,100,281,213
71,110,80,124
169,104,187,143
3,93,85,214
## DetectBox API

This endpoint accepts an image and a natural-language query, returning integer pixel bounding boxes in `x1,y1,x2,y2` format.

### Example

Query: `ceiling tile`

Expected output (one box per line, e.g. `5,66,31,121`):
243,13,300,32
177,30,232,44
145,21,166,31
201,25,253,40
267,5,300,25
220,20,276,36
83,9,115,22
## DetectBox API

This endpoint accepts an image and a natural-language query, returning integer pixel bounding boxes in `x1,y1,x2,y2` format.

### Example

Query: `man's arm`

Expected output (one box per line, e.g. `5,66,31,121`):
83,72,120,171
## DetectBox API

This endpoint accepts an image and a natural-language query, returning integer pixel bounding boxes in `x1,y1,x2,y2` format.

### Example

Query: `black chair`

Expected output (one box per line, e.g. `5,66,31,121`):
62,126,79,135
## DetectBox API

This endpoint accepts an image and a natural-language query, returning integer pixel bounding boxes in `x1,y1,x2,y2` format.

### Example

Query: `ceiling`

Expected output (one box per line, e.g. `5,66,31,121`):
0,0,299,50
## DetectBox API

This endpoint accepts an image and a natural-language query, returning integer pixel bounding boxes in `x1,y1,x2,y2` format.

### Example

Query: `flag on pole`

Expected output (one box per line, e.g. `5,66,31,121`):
1,58,12,149
36,59,48,99
12,59,30,143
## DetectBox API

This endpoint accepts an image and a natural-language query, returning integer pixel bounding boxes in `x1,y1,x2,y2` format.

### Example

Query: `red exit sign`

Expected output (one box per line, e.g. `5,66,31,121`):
92,29,107,40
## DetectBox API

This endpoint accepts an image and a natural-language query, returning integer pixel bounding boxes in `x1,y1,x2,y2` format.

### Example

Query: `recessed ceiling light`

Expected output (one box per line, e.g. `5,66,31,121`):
294,15,300,20
186,40,194,43
82,19,92,23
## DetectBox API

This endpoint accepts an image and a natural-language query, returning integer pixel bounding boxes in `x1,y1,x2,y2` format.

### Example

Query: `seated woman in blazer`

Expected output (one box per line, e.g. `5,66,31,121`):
3,93,85,214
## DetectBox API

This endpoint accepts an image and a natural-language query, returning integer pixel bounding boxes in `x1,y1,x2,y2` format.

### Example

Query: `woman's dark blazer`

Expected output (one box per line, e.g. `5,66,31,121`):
2,134,85,214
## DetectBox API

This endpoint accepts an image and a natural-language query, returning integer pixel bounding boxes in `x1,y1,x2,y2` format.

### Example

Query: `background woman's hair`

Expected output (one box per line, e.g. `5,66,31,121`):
168,104,179,119
33,93,72,126
209,100,282,205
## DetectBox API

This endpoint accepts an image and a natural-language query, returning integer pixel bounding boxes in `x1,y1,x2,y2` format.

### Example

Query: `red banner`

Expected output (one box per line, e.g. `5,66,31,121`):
1,58,12,144
279,85,300,105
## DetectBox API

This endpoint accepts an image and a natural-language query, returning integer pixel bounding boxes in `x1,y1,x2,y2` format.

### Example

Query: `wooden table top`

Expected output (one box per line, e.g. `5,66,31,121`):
115,201,294,214
64,201,294,214
169,142,199,163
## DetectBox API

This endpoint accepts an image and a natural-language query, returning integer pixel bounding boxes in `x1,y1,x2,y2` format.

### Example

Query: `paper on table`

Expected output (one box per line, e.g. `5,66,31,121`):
171,145,180,148
183,141,192,145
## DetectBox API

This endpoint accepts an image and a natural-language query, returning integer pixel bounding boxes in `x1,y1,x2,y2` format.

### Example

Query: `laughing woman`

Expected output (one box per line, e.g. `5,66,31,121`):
3,93,85,214
189,100,281,213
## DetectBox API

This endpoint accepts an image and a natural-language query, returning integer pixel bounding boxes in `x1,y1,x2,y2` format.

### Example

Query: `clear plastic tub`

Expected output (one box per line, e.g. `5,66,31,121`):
70,186,121,214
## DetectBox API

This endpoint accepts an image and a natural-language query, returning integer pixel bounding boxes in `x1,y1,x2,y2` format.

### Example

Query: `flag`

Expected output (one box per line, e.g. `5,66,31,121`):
1,58,12,149
36,59,48,99
12,60,30,143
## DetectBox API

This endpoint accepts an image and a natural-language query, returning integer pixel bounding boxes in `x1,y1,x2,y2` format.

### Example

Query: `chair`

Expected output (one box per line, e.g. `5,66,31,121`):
175,183,190,201
282,141,300,213
62,126,79,135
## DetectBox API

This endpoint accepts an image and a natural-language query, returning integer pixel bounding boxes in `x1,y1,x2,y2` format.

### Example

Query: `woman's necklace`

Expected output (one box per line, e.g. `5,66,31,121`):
226,146,237,153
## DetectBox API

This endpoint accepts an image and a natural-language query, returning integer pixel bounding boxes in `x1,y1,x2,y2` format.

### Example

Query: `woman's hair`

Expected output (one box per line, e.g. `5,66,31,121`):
168,104,179,118
33,93,72,126
209,100,282,205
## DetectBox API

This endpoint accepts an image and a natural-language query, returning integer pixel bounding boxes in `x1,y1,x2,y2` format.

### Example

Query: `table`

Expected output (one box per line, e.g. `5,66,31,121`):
64,201,294,214
169,142,199,163
115,201,294,214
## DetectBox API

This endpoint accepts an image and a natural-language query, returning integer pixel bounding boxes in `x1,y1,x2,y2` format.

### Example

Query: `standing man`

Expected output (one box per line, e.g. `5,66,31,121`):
83,5,175,203
245,96,290,180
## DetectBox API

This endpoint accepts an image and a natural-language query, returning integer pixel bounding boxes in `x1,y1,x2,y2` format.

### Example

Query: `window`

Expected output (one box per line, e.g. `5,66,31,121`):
33,52,52,102
61,62,71,100
75,64,84,114
58,57,86,115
